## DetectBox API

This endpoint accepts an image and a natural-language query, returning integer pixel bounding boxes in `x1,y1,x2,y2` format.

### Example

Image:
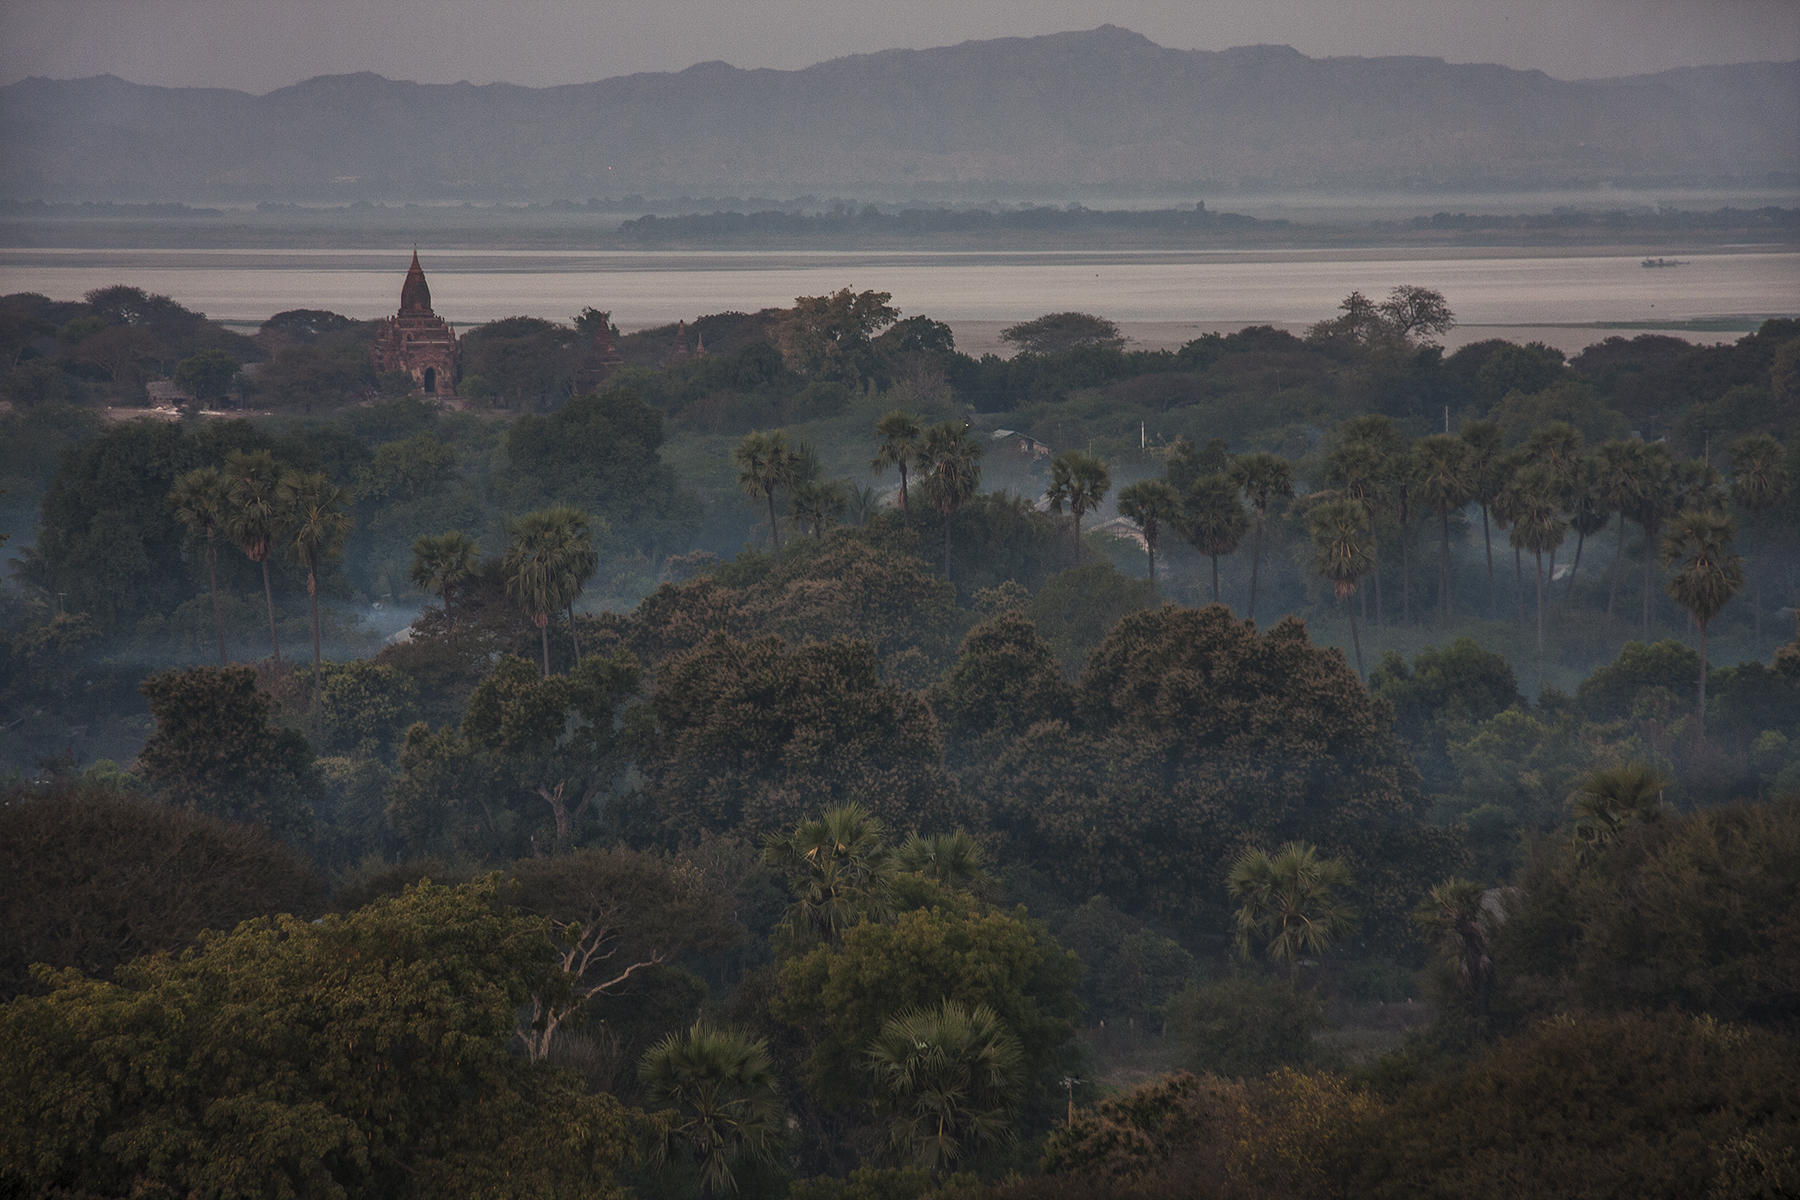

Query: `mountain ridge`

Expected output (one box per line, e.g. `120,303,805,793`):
3,27,1794,201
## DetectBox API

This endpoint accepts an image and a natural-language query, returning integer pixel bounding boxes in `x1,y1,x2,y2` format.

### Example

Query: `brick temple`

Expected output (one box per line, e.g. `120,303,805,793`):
371,251,460,395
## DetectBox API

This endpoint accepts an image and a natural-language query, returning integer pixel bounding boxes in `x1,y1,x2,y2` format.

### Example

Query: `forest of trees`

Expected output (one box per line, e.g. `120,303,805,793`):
1,280,1798,1197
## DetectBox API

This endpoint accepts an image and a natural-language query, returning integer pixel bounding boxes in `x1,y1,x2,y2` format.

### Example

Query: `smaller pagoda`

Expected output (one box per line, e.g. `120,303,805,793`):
371,251,459,396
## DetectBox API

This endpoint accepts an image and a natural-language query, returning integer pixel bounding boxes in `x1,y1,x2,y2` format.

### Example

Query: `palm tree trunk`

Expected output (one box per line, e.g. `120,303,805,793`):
539,618,551,679
1535,548,1546,682
1371,523,1384,627
1146,536,1157,585
1210,554,1220,603
206,535,226,666
1249,513,1264,622
1607,516,1625,621
1565,528,1586,602
308,572,323,734
1697,620,1709,740
1439,507,1452,626
1513,544,1524,625
568,602,582,664
1346,593,1365,679
898,464,909,514
766,487,781,554
1641,519,1657,638
1481,503,1495,619
1400,530,1411,626
260,558,282,667
943,511,953,581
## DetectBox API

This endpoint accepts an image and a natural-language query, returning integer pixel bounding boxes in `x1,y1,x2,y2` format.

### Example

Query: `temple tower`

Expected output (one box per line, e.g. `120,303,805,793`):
371,251,460,396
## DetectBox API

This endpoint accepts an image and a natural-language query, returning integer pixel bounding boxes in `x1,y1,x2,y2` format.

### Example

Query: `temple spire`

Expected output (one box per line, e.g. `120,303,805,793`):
399,249,432,314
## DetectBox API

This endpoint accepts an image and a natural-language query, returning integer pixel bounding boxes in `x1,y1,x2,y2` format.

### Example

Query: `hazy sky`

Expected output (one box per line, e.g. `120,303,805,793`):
3,0,1796,91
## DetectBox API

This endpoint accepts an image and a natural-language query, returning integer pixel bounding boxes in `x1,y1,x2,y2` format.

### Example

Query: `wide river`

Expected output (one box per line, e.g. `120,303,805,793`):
2,245,1796,355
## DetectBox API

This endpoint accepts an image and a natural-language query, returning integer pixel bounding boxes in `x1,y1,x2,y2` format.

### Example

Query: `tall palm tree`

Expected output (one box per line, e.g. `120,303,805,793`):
917,421,982,580
1181,474,1249,604
762,802,895,946
1324,437,1389,625
1662,508,1743,738
409,530,479,621
1624,442,1679,637
1563,455,1613,604
168,465,230,665
1410,434,1473,627
865,1001,1026,1173
872,409,925,514
1116,478,1180,584
1568,762,1668,863
1339,417,1412,624
1461,421,1505,618
790,478,848,537
541,505,598,664
895,830,988,893
640,1023,786,1199
503,508,588,678
1728,433,1787,639
1413,878,1496,1013
1505,465,1569,673
1596,439,1649,622
733,430,801,553
1307,497,1375,678
1226,841,1355,981
1228,451,1294,623
279,470,354,727
222,449,286,667
1047,450,1110,564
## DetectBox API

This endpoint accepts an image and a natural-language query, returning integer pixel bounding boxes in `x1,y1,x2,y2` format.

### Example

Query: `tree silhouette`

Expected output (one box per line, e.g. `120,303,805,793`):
503,508,592,678
1116,478,1180,584
1505,464,1569,676
917,422,982,580
1226,841,1355,980
1461,421,1505,619
872,409,925,514
1228,451,1294,623
1325,436,1391,625
1410,434,1473,627
865,1000,1026,1173
279,470,353,730
733,430,802,553
640,1023,786,1198
1307,497,1375,678
409,530,479,621
1661,508,1743,738
1568,761,1669,863
168,466,230,666
222,449,286,667
1727,433,1787,639
1047,450,1111,564
1180,474,1248,604
763,802,895,947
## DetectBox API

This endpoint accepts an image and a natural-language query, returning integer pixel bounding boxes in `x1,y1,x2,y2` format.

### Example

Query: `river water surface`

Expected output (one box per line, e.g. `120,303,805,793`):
2,245,1795,356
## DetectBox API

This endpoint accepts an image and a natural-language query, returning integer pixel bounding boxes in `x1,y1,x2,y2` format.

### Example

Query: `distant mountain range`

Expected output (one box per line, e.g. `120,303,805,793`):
2,26,1795,201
